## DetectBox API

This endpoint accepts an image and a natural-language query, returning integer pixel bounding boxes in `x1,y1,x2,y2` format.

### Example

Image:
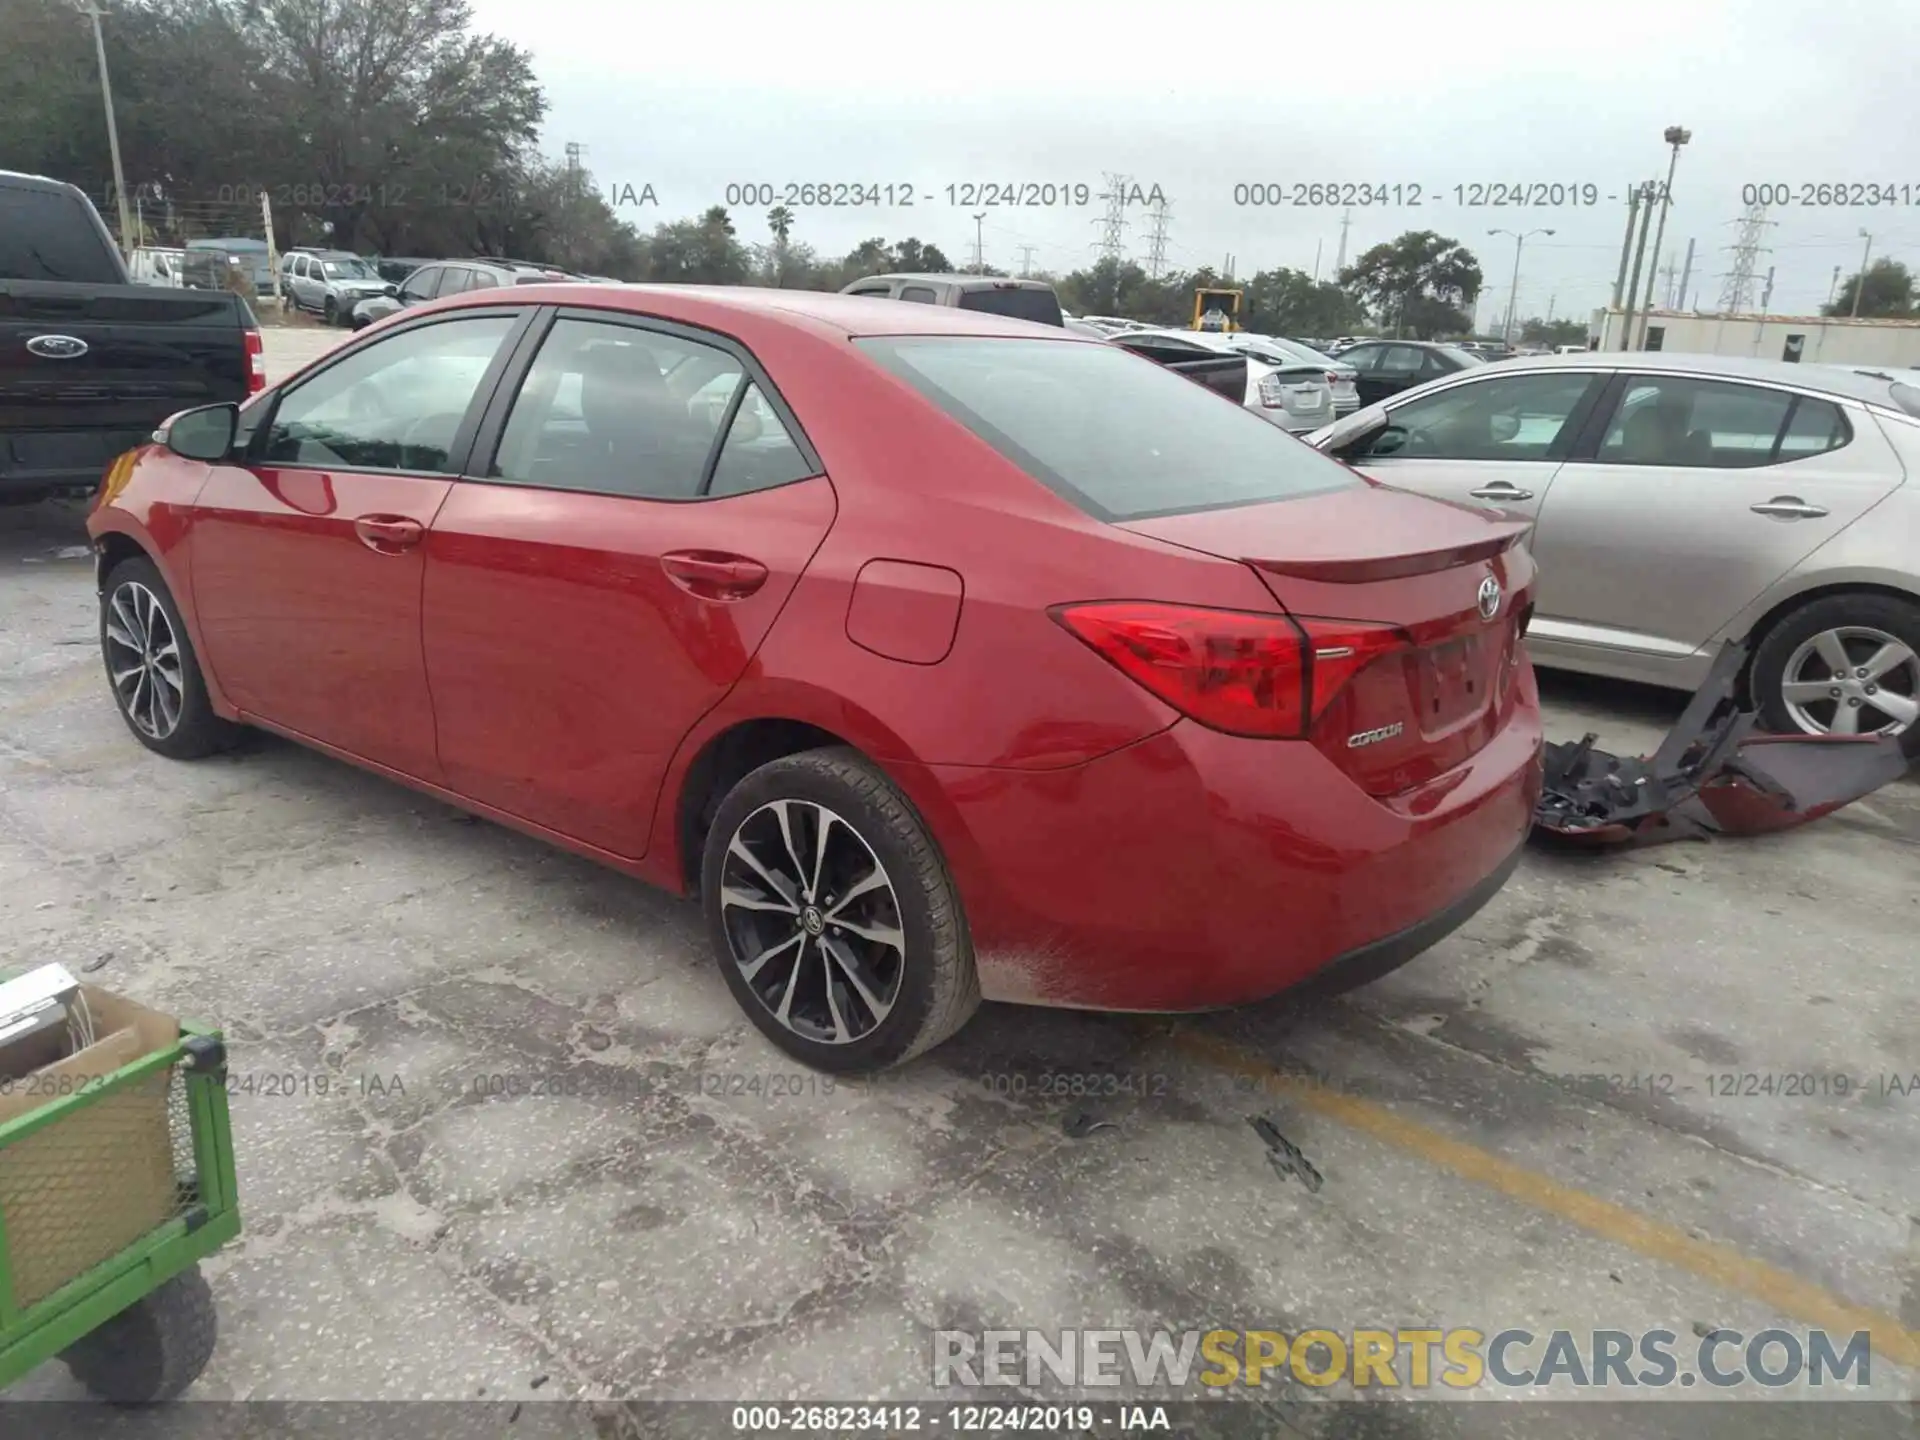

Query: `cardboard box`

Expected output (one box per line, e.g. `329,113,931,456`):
0,987,182,1310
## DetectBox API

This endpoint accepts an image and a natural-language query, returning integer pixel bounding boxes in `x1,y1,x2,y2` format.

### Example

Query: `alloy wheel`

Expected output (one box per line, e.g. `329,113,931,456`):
717,799,905,1045
104,581,185,740
1779,625,1919,736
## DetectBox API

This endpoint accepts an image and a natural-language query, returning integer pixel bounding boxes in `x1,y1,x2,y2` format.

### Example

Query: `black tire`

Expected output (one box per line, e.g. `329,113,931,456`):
322,295,338,326
101,555,243,760
60,1265,218,1404
1750,592,1920,749
701,746,980,1072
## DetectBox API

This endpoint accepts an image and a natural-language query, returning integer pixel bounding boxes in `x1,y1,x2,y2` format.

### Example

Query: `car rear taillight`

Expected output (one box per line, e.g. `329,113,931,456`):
1326,371,1342,385
1256,373,1288,409
244,329,266,394
1051,602,1410,739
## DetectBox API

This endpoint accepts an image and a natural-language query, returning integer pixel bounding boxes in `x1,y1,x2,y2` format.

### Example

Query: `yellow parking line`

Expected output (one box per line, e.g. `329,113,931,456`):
1163,1026,1920,1370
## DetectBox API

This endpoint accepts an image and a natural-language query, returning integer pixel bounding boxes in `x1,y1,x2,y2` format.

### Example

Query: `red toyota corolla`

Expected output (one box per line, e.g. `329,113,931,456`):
87,285,1542,1070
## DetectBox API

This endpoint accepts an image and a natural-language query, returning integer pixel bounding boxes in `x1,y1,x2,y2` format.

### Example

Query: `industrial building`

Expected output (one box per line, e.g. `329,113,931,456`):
1586,308,1920,367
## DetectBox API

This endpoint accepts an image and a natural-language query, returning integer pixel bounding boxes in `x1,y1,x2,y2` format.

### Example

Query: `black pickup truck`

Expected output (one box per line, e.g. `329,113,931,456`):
1,170,263,503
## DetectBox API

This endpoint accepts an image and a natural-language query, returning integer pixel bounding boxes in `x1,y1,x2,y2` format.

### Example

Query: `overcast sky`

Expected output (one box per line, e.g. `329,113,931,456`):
468,0,1917,321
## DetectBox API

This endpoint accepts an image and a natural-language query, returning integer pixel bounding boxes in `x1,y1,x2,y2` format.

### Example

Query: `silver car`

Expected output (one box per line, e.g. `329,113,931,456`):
1307,352,1920,738
281,249,393,326
1114,328,1337,433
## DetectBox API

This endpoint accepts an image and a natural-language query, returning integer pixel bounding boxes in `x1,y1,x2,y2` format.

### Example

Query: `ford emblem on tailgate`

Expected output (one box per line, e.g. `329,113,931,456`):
1477,574,1502,620
26,334,89,360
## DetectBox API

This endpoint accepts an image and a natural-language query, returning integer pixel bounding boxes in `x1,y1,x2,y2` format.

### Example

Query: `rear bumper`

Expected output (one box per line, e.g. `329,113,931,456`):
1,429,149,495
920,677,1544,1011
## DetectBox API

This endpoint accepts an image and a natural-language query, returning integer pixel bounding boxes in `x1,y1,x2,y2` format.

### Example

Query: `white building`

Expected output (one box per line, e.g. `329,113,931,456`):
1586,308,1920,368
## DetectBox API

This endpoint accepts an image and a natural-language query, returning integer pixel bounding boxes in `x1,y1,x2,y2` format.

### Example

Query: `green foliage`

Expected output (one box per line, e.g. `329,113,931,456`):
1338,231,1482,339
1824,259,1915,319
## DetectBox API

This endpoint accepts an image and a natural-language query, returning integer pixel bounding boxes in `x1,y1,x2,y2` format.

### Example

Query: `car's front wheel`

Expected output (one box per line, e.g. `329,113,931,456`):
322,296,339,326
101,556,242,759
701,747,980,1072
1752,593,1920,743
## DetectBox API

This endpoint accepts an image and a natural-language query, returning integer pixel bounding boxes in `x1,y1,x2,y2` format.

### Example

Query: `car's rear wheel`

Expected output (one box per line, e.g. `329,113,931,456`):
101,556,242,759
701,747,980,1072
1752,593,1920,742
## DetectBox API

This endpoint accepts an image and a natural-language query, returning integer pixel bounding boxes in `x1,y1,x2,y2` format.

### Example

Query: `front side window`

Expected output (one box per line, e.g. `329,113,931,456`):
399,266,442,302
488,318,750,499
259,315,515,473
859,335,1360,522
1382,371,1600,461
1597,376,1850,468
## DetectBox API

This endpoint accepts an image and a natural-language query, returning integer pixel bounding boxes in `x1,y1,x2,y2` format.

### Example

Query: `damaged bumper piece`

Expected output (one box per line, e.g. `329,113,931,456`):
1533,637,1914,847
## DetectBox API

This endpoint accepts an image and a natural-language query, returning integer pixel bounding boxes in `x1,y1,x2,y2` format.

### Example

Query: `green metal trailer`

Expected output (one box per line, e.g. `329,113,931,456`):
0,1019,238,1401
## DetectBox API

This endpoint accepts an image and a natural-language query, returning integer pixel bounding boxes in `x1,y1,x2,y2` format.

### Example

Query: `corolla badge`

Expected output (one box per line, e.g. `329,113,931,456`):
1477,574,1502,620
26,334,89,360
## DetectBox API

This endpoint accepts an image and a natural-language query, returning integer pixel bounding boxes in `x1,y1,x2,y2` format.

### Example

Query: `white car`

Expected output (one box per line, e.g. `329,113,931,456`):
126,247,187,287
1229,333,1361,414
1110,328,1336,433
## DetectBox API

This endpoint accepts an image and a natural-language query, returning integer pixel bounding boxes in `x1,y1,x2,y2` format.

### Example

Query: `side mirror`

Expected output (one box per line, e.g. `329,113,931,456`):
384,284,399,297
161,403,239,462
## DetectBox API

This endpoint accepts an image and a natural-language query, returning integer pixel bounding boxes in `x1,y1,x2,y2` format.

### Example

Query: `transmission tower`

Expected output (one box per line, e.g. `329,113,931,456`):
1143,198,1172,278
1715,202,1774,314
1093,174,1131,265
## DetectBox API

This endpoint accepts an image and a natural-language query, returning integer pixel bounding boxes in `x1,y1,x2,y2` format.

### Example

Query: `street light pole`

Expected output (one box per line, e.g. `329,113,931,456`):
1849,230,1873,319
79,0,134,255
972,213,986,273
1489,227,1553,346
1636,126,1691,348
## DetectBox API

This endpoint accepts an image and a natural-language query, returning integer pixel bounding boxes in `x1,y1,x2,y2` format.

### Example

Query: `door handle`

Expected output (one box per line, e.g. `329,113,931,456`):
353,514,425,552
661,550,769,600
1750,497,1829,520
1470,484,1534,501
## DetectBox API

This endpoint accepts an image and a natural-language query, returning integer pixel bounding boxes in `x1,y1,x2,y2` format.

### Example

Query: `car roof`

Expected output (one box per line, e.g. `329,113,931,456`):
431,282,1093,340
1463,350,1918,408
849,273,1055,290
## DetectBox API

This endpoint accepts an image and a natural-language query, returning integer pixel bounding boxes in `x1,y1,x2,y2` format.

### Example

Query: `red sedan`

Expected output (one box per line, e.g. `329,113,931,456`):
87,286,1543,1070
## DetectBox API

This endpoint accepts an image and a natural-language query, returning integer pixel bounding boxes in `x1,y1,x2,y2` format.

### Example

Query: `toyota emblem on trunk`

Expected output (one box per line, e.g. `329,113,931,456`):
26,334,88,359
1477,575,1502,620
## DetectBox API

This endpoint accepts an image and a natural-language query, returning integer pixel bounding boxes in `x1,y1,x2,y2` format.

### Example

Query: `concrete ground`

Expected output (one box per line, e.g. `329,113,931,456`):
0,330,1915,1432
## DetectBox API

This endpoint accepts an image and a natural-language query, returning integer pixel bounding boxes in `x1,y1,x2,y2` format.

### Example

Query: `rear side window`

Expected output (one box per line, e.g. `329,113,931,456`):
955,287,1064,327
899,286,939,304
859,336,1359,522
0,186,124,283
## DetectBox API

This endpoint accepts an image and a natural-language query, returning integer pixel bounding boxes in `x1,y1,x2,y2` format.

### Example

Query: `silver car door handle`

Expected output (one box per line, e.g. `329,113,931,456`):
1470,484,1534,500
1750,498,1829,519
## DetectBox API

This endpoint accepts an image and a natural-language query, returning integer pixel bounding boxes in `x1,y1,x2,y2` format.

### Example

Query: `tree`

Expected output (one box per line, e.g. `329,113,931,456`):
1520,317,1590,348
766,205,794,284
1239,268,1365,338
1338,231,1482,339
1825,259,1915,319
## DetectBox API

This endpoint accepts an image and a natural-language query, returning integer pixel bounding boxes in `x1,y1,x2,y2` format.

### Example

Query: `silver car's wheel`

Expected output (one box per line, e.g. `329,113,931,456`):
718,798,906,1045
105,579,185,740
1778,625,1919,736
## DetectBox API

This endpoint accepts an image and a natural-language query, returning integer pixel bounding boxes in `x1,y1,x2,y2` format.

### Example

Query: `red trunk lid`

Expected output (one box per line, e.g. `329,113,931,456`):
1119,486,1536,796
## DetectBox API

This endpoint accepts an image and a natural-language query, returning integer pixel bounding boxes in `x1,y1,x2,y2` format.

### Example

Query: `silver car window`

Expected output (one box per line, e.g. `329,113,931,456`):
1597,376,1849,469
1384,371,1599,461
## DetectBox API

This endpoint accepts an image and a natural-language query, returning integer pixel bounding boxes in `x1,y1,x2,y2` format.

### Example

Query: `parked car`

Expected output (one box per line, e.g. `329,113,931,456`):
1556,343,1592,354
89,285,1541,1069
0,170,263,504
349,257,584,329
373,256,437,286
1239,333,1360,414
1335,339,1487,407
1111,328,1336,432
1325,336,1371,355
1306,351,1920,739
186,238,274,294
839,272,1064,327
127,247,188,287
280,249,395,325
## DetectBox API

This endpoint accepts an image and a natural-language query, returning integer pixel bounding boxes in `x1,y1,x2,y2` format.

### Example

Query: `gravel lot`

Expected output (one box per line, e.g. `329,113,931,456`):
0,328,1914,1431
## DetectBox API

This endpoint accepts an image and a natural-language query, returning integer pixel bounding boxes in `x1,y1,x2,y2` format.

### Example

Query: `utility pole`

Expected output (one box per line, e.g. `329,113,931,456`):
1850,230,1873,318
1489,227,1552,347
1759,265,1775,313
1675,237,1695,312
1312,238,1322,283
1611,185,1641,310
1016,244,1037,278
1143,198,1171,279
972,213,987,273
1827,265,1843,308
1636,126,1691,347
1716,203,1773,314
1092,174,1130,266
1546,294,1556,324
79,0,134,255
260,189,280,308
1334,208,1352,274
1619,181,1656,349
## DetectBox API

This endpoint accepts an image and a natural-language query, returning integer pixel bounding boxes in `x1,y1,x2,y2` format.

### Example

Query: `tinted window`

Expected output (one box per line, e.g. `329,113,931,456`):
849,286,891,297
899,286,939,304
707,383,818,497
1598,376,1848,468
0,185,124,282
955,287,1065,326
260,316,514,473
400,266,441,302
858,336,1360,522
489,318,741,499
1379,346,1426,375
1341,346,1385,373
1383,371,1599,461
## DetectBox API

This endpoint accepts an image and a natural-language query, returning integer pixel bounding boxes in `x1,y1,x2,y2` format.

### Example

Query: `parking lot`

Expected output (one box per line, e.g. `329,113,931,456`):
0,331,1915,1430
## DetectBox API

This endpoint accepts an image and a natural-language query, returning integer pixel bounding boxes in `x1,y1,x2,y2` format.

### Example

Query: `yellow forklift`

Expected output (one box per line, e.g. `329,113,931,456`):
1192,287,1243,332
